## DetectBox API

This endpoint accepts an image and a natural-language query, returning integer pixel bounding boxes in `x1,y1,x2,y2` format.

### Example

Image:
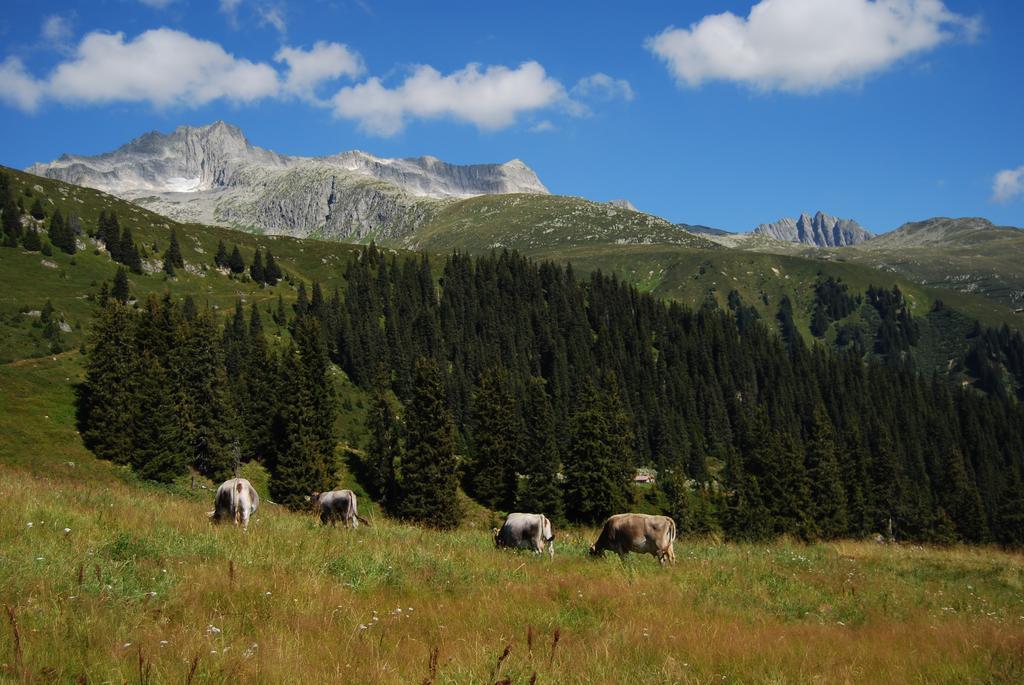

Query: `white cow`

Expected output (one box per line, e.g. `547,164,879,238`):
209,478,259,531
312,490,369,528
493,513,555,559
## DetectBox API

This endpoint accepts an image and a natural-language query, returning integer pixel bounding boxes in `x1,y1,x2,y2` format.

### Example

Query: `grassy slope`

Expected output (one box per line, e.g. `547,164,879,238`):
2,356,1024,684
405,193,1019,336
405,193,718,254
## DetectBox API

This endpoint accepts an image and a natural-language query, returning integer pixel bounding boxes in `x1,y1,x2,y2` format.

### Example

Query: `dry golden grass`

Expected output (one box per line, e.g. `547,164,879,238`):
2,460,1023,684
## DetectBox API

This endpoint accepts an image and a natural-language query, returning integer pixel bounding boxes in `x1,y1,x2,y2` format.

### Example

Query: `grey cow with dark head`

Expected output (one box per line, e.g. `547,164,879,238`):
311,489,369,528
493,513,555,559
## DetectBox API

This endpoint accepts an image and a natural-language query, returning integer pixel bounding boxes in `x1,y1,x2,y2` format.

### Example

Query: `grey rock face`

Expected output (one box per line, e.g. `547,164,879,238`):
753,211,872,247
27,121,548,241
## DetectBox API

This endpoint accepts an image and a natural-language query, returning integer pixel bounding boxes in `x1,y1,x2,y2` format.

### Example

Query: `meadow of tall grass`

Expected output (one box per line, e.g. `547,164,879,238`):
2,357,1023,684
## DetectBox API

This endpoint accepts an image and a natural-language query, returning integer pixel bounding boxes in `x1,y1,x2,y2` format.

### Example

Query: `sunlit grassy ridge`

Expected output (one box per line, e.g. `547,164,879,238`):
2,355,1023,684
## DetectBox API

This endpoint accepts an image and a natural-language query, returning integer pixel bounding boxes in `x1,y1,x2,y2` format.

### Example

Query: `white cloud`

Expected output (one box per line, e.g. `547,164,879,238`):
258,5,287,35
41,15,73,45
331,61,566,136
1,30,604,133
220,0,243,28
1,29,280,110
993,166,1024,203
529,120,556,133
647,0,980,93
0,57,46,112
276,41,364,102
572,73,635,102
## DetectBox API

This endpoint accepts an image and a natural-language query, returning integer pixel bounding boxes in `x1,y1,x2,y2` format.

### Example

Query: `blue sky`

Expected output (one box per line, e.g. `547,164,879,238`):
0,0,1021,233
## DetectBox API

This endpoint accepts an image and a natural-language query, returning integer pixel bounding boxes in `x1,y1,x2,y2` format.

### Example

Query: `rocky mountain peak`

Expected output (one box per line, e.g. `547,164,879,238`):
27,121,550,240
754,211,872,247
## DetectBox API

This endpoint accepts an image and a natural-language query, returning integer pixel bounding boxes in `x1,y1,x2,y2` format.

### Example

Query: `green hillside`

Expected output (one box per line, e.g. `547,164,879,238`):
405,193,718,254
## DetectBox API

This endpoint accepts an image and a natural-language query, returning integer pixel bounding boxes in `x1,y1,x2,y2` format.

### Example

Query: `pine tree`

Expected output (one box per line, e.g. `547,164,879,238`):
806,406,848,538
130,350,187,482
228,245,245,274
393,357,462,528
274,293,287,326
269,315,338,509
165,232,184,270
48,208,75,255
162,249,176,276
21,226,41,251
1,174,21,245
242,303,277,463
562,374,635,524
118,226,142,273
169,310,236,481
264,250,282,285
80,302,138,465
29,197,45,220
466,366,522,511
214,240,228,268
365,381,402,511
662,470,693,534
250,248,265,284
516,376,564,522
111,267,130,303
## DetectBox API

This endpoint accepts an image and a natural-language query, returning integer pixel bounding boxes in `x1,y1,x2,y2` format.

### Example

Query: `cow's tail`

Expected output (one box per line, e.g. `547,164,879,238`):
670,517,677,543
355,515,371,527
233,481,243,526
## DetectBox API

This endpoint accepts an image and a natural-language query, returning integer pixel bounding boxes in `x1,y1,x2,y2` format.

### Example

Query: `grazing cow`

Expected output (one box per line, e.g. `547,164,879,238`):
493,513,555,559
209,478,260,531
312,490,369,528
589,513,676,564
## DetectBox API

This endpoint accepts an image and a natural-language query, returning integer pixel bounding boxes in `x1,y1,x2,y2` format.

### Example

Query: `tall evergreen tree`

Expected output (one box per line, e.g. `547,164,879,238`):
29,197,45,220
516,376,564,521
168,228,184,267
228,244,245,274
269,315,338,509
111,266,130,303
169,310,236,481
365,379,402,511
562,374,635,524
48,208,75,254
393,357,462,528
466,366,522,511
214,239,228,268
21,226,41,251
806,406,848,538
130,350,187,482
250,247,265,284
264,249,282,285
80,302,138,466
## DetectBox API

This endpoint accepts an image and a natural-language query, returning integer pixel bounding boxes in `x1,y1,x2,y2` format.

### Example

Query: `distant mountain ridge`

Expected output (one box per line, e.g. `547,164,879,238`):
27,121,548,241
754,211,872,247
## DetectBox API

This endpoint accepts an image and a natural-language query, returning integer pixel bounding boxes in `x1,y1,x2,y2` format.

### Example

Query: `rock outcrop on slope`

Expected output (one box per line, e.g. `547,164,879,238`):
28,121,549,241
753,211,872,247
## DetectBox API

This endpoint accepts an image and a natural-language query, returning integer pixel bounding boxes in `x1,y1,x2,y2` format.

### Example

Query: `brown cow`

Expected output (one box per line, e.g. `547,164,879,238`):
589,513,676,564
